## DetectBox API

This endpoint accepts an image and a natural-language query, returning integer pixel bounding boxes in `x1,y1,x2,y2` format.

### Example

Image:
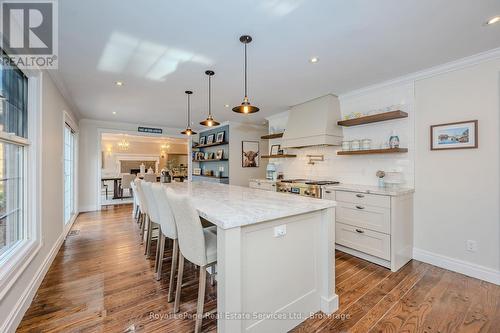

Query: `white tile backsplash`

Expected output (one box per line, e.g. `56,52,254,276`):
266,82,415,187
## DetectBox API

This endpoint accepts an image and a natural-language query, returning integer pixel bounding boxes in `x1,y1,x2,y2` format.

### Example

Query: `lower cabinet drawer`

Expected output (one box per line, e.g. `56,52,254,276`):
335,222,390,260
336,201,390,234
249,181,276,191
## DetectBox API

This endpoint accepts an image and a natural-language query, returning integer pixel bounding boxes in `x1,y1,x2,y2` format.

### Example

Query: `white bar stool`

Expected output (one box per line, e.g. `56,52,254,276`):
166,188,217,333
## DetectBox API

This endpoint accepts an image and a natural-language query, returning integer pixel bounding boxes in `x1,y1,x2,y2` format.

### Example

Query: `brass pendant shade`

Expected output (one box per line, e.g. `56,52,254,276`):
200,70,220,126
232,35,259,114
181,90,197,136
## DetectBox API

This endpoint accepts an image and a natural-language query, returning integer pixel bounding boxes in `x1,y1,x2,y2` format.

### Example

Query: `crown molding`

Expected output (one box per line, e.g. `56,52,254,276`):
340,47,500,99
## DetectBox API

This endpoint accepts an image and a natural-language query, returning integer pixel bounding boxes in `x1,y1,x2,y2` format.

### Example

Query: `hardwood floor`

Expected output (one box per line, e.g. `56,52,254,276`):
18,205,500,333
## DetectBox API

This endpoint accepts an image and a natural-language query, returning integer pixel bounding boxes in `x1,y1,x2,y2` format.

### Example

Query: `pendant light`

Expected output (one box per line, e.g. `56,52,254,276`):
232,35,259,114
200,70,220,127
181,90,197,136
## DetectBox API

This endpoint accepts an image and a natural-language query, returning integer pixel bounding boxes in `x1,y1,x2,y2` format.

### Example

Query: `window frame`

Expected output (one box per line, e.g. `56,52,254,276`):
63,114,78,230
0,67,42,301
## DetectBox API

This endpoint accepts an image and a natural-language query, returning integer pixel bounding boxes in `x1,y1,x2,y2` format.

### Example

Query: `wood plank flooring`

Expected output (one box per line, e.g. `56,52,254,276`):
18,205,500,333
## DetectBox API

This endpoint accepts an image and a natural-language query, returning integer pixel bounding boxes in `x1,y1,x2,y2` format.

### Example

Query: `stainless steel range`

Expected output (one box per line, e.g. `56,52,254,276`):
277,179,339,198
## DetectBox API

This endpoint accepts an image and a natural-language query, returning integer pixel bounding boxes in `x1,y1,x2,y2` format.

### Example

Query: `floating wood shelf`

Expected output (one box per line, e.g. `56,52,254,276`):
192,159,228,162
193,141,228,149
337,110,408,127
337,148,408,155
261,133,284,139
192,174,228,179
261,154,297,158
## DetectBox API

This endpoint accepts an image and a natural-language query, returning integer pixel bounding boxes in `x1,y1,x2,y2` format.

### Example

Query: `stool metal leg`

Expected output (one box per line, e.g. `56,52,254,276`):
174,252,184,313
167,239,179,301
195,265,207,333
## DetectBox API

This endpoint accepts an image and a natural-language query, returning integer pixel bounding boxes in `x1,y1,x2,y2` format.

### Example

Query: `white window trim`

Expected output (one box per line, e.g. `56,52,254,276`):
0,72,42,300
62,111,78,234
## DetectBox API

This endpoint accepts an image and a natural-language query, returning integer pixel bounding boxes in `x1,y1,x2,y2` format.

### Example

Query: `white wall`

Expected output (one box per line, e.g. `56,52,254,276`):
78,119,184,211
1,73,79,332
266,82,414,186
228,122,268,186
414,59,500,279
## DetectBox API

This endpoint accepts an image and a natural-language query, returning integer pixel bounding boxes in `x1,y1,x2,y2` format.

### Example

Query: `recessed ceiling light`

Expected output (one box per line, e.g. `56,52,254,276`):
486,16,500,25
224,104,229,108
309,57,319,63
112,111,116,115
115,81,124,86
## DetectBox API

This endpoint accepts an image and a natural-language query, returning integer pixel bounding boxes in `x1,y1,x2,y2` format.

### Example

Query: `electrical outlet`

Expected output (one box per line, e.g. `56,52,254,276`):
466,240,477,252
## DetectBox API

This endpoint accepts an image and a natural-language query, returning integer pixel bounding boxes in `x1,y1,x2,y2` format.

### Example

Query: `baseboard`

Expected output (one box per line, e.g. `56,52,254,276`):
413,248,500,285
1,233,66,333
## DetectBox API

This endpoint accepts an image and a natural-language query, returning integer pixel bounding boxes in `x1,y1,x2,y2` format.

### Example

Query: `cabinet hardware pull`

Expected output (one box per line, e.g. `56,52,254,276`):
355,229,364,233
355,205,364,210
356,194,365,198
272,184,276,186
325,190,331,193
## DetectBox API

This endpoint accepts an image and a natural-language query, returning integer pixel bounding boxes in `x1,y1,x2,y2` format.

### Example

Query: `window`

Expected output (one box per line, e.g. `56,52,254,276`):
64,124,76,224
0,50,29,258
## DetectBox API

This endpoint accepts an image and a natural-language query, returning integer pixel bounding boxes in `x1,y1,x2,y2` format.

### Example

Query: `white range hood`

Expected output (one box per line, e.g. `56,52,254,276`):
281,94,343,148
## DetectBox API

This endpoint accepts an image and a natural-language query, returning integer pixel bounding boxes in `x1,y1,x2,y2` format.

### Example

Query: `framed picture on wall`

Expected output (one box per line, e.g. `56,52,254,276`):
242,141,259,167
216,131,225,143
207,134,215,145
199,136,206,145
430,120,478,150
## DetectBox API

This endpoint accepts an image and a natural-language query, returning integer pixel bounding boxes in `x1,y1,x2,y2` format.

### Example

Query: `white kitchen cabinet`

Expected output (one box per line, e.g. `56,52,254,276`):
249,179,277,192
324,186,414,272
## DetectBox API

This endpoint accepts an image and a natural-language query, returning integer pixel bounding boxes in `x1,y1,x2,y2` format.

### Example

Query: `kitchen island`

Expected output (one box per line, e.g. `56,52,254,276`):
163,181,338,333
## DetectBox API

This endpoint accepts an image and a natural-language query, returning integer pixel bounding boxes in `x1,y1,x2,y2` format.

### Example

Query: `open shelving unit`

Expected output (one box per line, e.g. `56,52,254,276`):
337,110,408,127
193,141,229,149
337,148,408,155
193,158,228,162
261,133,284,139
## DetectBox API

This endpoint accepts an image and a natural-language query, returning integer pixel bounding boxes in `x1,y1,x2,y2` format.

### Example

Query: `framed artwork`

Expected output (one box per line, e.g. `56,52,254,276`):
270,144,281,155
199,136,206,145
242,141,259,167
216,149,224,160
207,134,215,144
216,131,225,143
431,120,478,150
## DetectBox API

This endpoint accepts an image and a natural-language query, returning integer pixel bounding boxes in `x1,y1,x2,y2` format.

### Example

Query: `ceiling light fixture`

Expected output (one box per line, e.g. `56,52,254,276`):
232,35,260,114
200,70,220,127
181,90,197,136
115,81,124,86
112,111,116,115
224,104,229,108
486,16,500,25
309,57,319,63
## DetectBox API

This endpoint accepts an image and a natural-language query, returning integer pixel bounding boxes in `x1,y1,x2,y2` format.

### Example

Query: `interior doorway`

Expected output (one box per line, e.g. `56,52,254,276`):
99,132,188,207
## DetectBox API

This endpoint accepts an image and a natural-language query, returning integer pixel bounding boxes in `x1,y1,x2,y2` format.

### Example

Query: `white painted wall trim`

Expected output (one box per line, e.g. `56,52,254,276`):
1,233,65,333
413,248,500,285
340,47,500,99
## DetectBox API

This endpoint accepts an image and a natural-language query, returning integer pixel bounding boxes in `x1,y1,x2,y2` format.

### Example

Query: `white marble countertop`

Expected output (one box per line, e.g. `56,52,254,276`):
323,183,414,196
162,181,335,229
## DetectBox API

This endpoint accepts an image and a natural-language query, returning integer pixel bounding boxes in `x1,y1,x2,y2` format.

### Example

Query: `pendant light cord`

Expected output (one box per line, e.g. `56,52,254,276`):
187,93,190,126
244,42,248,98
208,75,212,116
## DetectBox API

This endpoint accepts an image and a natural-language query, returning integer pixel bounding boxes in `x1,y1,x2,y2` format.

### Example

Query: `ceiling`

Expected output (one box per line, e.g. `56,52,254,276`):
56,0,500,129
